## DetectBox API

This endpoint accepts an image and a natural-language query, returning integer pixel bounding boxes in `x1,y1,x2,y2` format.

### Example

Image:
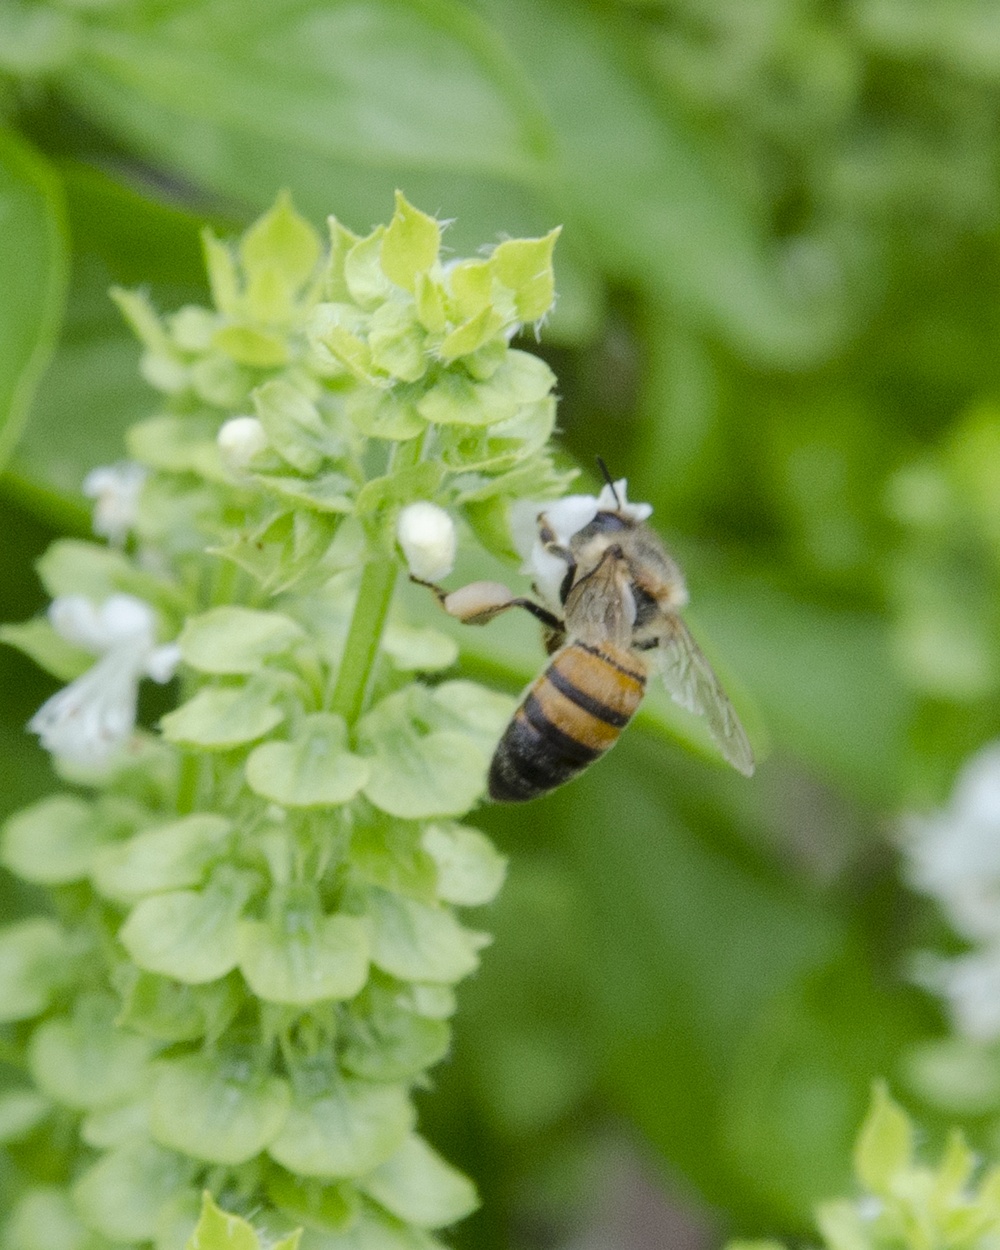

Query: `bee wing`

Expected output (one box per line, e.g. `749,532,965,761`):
652,614,755,776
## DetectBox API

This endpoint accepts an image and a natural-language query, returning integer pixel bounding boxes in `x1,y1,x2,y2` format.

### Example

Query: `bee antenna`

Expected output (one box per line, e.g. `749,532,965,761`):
595,457,622,508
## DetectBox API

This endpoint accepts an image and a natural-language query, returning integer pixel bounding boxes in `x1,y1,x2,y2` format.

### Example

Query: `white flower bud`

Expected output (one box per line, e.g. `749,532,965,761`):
396,502,457,582
217,415,268,473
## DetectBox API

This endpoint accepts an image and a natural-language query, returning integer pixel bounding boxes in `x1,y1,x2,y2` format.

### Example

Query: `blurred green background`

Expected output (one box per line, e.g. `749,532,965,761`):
4,0,1000,1245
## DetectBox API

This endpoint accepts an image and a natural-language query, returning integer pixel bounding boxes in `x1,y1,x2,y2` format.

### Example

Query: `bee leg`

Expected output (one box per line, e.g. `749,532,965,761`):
411,576,564,632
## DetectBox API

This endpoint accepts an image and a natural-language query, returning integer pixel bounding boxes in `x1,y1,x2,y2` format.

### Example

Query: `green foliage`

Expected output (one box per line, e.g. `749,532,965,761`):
0,193,555,1249
730,1088,1000,1250
2,1,1000,1245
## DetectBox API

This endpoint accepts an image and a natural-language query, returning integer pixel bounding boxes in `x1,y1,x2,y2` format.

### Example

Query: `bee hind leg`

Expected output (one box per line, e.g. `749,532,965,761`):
411,576,564,633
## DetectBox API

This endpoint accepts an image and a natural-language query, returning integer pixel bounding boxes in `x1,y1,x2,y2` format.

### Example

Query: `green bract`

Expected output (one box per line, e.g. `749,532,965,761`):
0,191,563,1247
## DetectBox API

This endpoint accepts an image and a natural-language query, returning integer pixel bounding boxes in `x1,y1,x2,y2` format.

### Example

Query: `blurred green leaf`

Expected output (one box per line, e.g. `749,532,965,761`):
4,162,207,522
0,129,68,470
479,0,853,365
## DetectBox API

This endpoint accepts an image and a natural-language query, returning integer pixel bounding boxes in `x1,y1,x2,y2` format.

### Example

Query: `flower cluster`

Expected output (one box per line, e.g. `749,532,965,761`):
0,193,567,1249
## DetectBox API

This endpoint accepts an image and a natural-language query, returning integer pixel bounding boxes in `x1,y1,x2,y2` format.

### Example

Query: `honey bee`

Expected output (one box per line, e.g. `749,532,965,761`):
419,475,754,801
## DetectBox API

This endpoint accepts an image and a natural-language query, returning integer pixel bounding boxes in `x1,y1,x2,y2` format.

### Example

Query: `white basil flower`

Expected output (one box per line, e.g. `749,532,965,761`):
904,741,1000,1039
29,594,180,768
396,502,457,582
512,478,653,607
82,462,147,546
905,741,1000,944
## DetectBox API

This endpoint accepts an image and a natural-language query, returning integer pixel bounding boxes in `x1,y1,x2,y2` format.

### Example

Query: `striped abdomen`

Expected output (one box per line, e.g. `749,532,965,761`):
488,641,647,802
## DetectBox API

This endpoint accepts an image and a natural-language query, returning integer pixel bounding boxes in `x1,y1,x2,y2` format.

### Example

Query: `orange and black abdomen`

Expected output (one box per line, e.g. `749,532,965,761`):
488,641,647,802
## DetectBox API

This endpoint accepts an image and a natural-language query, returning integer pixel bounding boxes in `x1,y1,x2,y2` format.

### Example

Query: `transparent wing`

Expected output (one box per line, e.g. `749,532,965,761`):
652,615,755,776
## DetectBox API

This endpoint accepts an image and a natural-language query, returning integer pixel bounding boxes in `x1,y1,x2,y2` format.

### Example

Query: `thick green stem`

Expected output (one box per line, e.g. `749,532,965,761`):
329,557,399,724
329,436,424,724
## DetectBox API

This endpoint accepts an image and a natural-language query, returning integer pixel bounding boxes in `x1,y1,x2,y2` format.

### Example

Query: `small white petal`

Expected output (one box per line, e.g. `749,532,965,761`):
29,646,146,768
951,742,1000,825
396,502,457,581
926,948,1000,1042
145,643,181,684
218,416,269,473
48,596,110,653
98,594,158,647
540,494,601,545
596,479,653,522
529,545,571,610
82,462,146,545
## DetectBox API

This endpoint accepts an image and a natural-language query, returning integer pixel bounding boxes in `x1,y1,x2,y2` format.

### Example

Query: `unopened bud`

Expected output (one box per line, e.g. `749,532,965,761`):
217,415,268,473
396,502,456,581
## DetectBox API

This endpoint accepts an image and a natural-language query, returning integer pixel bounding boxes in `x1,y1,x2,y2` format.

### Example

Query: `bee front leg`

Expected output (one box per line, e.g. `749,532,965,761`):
411,576,564,633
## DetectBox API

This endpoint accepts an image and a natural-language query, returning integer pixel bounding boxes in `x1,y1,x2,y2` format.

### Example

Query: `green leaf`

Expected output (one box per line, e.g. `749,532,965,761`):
359,1134,478,1229
185,1192,267,1250
436,305,504,363
0,617,92,682
349,819,438,902
73,1140,192,1244
149,1055,291,1166
344,228,391,308
127,414,225,479
119,876,252,984
245,713,370,808
367,300,428,382
28,995,151,1110
416,350,554,426
2,794,111,885
481,0,851,365
0,129,68,468
252,471,354,514
253,379,336,475
64,2,549,199
0,1090,51,1142
179,607,305,675
814,1200,868,1250
36,538,135,601
240,189,321,294
853,1083,913,1196
357,681,513,819
266,1171,358,1237
268,1072,414,1179
341,988,451,1084
91,813,233,901
490,229,560,321
160,682,286,750
79,1101,148,1151
0,917,76,1023
420,822,507,906
5,1187,96,1250
354,460,444,516
116,970,241,1045
381,193,442,293
238,909,369,1005
342,392,425,447
381,624,459,674
364,886,485,985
